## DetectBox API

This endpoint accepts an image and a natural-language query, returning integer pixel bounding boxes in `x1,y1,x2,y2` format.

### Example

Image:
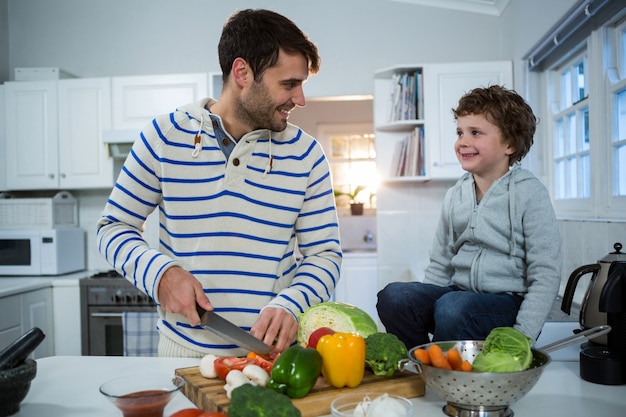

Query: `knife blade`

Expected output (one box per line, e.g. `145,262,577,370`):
195,304,273,354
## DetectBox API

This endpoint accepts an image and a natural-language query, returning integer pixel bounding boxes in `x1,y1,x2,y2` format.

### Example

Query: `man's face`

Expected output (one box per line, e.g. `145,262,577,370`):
236,50,308,132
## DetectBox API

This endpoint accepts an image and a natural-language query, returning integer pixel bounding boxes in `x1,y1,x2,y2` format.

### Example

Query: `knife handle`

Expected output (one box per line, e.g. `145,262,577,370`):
196,303,207,319
0,327,45,371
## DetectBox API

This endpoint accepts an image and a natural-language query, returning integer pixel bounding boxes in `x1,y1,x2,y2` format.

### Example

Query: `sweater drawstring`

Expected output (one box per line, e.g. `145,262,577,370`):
263,133,274,177
508,168,517,256
191,113,203,158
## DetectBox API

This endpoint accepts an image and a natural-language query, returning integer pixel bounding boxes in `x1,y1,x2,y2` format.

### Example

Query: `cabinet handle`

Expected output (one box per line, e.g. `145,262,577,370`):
90,312,124,318
48,173,55,179
60,173,66,178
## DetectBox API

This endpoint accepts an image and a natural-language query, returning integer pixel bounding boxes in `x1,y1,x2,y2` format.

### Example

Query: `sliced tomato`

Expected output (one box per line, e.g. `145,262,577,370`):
170,409,205,417
213,356,262,380
170,409,227,417
252,355,275,374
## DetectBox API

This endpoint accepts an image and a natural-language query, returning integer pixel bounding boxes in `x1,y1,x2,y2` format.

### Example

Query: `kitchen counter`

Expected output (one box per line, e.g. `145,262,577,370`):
0,271,90,297
14,355,626,417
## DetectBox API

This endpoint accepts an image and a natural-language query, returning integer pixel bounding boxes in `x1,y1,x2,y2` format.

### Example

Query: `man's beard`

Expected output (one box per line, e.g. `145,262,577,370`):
235,80,290,133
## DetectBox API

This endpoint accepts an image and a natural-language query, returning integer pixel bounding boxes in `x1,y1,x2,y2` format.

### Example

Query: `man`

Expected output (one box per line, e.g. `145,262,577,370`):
97,9,342,357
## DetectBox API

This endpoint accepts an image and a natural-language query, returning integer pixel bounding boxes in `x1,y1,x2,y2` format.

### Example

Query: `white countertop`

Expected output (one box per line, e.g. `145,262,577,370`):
0,271,91,297
14,355,626,417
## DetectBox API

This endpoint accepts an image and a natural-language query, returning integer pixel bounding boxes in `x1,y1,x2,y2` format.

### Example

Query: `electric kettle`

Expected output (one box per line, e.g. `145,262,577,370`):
561,242,625,345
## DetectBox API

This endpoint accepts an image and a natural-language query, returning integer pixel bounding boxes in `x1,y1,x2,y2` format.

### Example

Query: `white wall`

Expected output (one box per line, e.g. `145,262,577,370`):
4,0,506,96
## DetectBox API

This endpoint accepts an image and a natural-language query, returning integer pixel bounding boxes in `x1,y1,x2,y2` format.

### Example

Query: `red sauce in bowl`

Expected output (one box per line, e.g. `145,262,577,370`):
114,389,171,417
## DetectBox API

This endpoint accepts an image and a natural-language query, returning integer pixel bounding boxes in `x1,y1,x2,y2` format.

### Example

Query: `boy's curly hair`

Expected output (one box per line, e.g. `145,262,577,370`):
452,85,538,166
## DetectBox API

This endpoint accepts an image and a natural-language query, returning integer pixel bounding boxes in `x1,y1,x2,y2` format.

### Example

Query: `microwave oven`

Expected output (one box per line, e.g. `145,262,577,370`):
0,228,86,276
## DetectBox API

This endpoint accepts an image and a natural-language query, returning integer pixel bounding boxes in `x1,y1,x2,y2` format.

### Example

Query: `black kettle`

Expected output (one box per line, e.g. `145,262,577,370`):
561,242,625,345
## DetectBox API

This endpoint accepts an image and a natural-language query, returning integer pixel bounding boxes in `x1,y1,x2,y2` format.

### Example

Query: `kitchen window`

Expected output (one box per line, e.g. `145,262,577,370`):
551,51,590,201
317,123,377,210
530,2,626,219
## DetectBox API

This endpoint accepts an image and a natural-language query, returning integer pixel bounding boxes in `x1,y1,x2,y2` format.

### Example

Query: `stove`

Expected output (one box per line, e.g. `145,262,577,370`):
80,270,157,356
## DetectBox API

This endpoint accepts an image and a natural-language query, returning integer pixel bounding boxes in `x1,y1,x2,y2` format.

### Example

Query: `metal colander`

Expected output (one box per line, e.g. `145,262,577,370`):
398,326,611,417
406,341,548,408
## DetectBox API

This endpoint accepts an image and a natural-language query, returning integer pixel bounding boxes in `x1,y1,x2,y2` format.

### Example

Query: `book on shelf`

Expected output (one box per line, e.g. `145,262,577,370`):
389,127,425,177
387,69,422,122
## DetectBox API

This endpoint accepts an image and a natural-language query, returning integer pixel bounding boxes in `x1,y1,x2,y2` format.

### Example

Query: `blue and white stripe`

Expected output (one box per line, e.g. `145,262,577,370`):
97,98,342,356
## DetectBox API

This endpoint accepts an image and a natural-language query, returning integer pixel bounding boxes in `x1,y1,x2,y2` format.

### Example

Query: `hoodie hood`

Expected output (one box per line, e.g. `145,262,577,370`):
179,99,274,175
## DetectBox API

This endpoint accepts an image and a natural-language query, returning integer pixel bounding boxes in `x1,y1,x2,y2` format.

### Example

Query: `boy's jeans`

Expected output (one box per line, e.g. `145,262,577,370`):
376,282,523,348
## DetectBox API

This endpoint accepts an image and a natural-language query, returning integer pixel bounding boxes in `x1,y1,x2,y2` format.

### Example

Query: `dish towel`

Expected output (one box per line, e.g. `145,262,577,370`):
122,311,160,357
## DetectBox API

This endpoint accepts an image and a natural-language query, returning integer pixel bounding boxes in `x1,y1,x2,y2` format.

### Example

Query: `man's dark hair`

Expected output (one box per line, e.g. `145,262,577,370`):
218,9,320,82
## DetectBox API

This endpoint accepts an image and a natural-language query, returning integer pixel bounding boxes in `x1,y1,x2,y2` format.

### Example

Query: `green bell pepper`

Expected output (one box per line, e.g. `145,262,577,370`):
268,345,322,399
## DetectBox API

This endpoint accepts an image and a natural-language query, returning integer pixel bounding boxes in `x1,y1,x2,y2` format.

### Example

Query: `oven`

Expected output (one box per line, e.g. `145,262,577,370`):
80,270,157,356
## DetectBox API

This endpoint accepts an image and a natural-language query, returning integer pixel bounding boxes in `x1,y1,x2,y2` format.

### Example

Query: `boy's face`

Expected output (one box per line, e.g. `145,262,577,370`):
455,113,515,181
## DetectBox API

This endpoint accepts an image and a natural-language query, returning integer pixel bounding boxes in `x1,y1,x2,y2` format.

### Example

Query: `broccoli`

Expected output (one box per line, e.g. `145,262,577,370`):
228,383,302,417
365,332,408,377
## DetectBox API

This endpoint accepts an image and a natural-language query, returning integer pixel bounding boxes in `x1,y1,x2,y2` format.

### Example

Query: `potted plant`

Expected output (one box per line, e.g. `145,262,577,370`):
333,185,366,215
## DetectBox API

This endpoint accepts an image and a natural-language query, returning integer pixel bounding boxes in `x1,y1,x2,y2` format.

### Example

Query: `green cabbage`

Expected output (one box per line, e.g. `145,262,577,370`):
472,327,533,372
296,302,378,347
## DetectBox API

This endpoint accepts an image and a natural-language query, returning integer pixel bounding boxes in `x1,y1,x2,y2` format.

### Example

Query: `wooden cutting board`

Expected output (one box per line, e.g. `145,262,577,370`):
175,366,425,417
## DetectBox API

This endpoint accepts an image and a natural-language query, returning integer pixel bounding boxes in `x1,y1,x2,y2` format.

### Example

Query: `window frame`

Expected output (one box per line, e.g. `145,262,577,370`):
538,13,626,220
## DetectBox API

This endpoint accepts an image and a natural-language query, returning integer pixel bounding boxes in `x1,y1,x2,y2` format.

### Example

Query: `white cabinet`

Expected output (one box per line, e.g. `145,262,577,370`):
5,81,59,190
20,288,54,358
374,61,512,182
0,295,21,353
51,283,81,356
0,288,54,359
0,86,6,191
4,78,113,190
111,73,208,129
333,252,382,330
57,78,114,189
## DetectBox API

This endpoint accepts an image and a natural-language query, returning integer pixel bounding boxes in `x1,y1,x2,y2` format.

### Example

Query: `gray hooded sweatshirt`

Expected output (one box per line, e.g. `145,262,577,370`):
425,166,561,340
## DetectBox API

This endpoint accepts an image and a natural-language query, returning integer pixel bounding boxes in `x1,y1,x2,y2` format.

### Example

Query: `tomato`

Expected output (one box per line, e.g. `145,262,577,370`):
170,409,227,417
307,327,335,348
170,409,205,417
213,356,259,380
251,355,275,374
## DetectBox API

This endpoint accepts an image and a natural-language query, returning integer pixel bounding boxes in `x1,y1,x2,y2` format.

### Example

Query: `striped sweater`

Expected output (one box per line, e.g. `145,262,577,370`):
96,98,342,356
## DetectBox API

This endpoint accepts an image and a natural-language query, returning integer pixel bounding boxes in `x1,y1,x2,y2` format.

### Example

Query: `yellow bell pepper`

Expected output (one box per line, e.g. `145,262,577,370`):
315,332,365,388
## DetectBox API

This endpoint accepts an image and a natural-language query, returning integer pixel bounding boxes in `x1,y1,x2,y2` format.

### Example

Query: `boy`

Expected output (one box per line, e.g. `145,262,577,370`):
377,85,561,347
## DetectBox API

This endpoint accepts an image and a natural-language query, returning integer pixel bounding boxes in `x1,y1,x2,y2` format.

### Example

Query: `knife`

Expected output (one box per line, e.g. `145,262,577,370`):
195,304,273,354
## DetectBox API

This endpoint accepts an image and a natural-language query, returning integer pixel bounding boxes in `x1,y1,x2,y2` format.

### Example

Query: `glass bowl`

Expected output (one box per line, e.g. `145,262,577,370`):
330,391,413,417
99,373,185,417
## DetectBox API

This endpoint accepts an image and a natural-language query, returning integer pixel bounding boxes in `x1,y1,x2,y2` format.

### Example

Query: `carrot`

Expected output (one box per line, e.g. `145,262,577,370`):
460,360,473,372
447,348,463,371
428,344,452,370
413,348,431,365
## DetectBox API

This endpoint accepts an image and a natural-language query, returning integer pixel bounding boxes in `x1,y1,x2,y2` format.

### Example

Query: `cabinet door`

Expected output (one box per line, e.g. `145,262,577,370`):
334,254,382,330
0,86,6,191
0,295,21,351
423,61,513,179
111,73,208,129
20,288,54,359
58,78,114,189
4,81,59,190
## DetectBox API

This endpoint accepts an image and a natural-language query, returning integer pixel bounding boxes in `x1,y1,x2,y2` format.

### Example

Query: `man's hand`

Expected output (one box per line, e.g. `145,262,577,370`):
157,266,213,326
250,307,298,353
